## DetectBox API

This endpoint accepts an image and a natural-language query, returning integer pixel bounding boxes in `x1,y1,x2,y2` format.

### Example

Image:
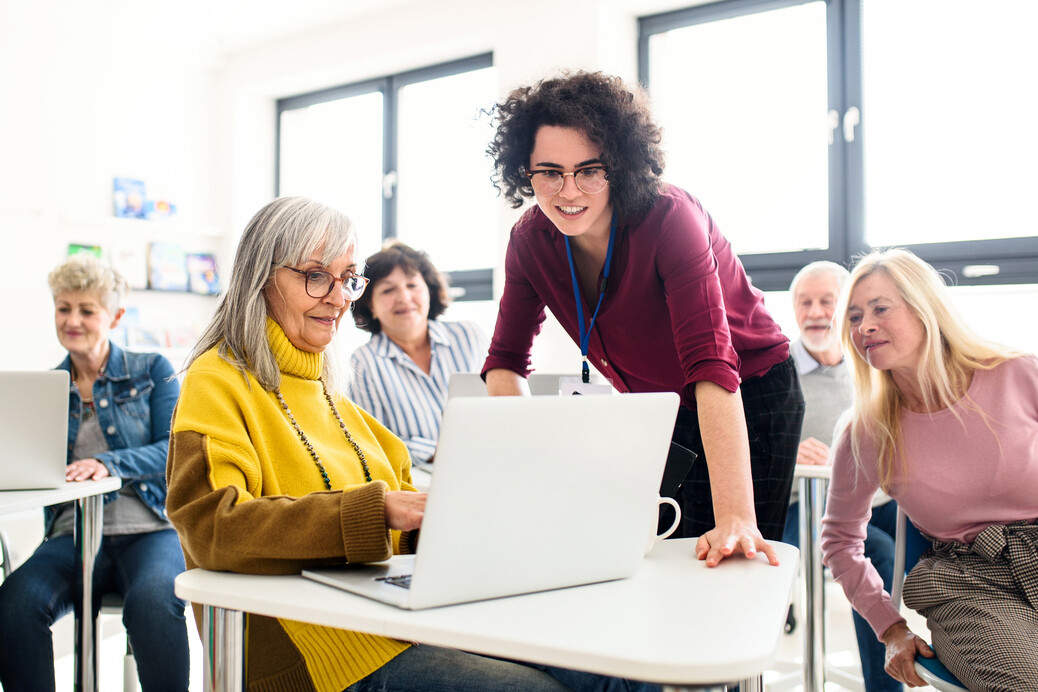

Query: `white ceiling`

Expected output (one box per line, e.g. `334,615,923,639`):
111,0,701,55
100,0,413,55
211,0,414,50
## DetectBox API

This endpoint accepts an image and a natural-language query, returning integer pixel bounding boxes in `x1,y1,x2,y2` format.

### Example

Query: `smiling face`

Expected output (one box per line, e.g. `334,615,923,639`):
794,272,841,356
54,291,122,360
846,272,927,382
264,242,357,353
528,125,613,246
369,265,431,342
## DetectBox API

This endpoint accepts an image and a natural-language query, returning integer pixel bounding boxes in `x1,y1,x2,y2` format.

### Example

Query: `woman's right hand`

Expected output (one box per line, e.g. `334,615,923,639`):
881,621,935,686
385,491,426,531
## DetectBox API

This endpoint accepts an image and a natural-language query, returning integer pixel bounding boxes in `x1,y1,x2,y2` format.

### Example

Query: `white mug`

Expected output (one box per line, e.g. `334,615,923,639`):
646,496,682,555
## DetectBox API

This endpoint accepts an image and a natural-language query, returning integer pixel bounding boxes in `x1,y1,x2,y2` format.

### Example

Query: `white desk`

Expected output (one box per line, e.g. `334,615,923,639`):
177,538,799,692
0,478,122,692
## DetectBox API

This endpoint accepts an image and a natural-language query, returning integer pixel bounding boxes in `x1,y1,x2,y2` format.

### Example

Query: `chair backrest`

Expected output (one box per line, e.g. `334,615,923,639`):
891,507,931,606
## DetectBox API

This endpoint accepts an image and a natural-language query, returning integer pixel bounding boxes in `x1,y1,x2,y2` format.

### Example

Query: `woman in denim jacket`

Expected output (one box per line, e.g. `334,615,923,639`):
0,256,190,692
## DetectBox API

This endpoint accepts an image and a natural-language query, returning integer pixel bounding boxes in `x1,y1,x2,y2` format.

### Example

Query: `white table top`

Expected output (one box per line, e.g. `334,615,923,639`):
176,538,799,685
794,463,832,479
0,478,122,516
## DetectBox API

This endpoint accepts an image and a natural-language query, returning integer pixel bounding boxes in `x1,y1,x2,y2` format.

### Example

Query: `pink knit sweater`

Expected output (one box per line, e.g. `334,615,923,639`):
821,354,1038,639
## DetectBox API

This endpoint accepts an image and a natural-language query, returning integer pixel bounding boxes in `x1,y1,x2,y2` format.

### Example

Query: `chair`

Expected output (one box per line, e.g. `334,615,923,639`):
100,593,139,692
0,528,12,579
890,507,969,691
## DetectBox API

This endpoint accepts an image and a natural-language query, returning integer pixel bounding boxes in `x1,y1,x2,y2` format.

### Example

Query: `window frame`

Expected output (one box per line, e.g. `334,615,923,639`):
275,53,495,300
639,0,1038,291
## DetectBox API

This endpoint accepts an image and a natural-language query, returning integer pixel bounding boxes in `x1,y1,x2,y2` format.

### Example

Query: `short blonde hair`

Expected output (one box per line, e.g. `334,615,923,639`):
48,255,128,314
838,248,1018,489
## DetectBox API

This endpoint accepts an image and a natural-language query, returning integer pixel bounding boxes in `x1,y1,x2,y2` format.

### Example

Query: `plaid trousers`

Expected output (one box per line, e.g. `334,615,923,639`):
670,356,804,541
904,521,1038,692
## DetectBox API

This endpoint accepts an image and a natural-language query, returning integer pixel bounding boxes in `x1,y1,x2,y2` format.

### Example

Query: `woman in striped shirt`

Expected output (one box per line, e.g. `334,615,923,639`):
350,241,488,464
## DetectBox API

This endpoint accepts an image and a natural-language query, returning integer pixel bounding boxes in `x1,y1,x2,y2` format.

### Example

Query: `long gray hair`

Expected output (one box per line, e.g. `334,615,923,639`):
187,196,358,393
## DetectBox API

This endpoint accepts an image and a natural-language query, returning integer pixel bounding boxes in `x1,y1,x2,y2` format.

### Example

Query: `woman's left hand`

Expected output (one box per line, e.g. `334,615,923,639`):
66,458,111,482
695,516,780,567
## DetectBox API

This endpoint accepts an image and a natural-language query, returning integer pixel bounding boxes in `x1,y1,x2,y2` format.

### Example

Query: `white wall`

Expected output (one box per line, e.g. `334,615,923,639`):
0,0,233,371
1,0,1034,375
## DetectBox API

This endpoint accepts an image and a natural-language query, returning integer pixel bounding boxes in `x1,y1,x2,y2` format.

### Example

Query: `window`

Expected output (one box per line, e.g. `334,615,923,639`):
277,54,497,300
640,0,1038,290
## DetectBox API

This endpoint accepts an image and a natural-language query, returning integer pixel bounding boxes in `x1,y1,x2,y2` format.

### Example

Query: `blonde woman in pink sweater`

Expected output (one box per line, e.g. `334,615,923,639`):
820,249,1038,692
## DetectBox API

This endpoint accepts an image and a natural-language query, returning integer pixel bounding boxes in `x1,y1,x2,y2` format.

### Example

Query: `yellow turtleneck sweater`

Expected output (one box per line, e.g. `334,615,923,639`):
168,319,416,692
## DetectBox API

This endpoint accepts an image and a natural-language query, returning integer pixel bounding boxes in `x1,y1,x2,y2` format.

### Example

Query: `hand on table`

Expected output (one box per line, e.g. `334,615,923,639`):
695,515,780,567
796,437,831,466
65,458,110,482
881,621,935,687
385,491,426,531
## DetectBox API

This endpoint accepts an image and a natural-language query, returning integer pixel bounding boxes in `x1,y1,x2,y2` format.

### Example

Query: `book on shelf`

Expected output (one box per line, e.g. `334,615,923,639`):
113,177,147,219
166,327,199,349
186,252,221,295
111,243,149,290
67,243,103,258
147,242,189,292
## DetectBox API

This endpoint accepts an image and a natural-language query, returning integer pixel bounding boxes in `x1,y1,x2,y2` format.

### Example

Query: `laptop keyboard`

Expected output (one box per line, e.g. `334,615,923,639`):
376,574,413,589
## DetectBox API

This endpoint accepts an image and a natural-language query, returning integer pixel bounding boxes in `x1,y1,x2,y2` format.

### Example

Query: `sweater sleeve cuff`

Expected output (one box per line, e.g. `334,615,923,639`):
340,480,392,563
398,529,420,555
864,600,906,642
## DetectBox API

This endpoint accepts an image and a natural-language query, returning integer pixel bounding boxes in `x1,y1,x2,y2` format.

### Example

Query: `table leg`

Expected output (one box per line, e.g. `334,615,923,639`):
799,476,827,691
739,674,763,691
202,605,244,692
73,494,103,692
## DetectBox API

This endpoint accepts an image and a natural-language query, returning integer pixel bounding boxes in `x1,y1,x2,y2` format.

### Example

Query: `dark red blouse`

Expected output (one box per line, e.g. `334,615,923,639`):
483,185,789,409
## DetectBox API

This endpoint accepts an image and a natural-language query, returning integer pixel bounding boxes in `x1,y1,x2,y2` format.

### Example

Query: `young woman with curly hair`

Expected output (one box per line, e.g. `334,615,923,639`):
482,71,804,567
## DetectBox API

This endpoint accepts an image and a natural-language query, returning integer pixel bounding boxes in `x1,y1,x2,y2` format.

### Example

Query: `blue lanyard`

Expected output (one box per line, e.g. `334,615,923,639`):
564,210,618,383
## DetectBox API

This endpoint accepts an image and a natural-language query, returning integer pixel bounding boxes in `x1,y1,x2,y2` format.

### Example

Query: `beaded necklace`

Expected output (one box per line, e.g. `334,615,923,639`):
274,383,373,490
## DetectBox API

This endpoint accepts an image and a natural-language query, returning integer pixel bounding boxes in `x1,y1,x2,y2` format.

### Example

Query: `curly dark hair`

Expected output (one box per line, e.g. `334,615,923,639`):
352,240,450,335
487,70,666,219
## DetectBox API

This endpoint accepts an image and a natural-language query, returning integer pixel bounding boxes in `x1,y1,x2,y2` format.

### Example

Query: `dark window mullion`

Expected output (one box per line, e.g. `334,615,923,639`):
826,0,848,266
383,79,398,243
841,0,867,263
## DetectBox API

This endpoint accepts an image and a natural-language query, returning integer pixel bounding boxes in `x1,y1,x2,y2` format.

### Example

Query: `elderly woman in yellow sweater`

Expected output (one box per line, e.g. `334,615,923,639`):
167,196,659,692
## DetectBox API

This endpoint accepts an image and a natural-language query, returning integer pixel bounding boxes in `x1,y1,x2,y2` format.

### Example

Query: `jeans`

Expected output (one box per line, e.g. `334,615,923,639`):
344,644,661,692
0,529,190,692
783,499,902,692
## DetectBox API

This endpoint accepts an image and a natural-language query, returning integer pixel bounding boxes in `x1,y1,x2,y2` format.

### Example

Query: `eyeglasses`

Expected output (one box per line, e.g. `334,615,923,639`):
283,266,370,301
526,166,609,196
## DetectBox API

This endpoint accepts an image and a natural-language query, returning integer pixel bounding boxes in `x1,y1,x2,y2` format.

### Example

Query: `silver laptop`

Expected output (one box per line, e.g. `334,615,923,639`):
446,372,488,398
303,392,680,609
0,371,70,490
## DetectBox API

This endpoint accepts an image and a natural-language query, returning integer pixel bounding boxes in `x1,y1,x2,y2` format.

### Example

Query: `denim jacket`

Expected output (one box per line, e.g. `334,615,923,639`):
48,341,180,531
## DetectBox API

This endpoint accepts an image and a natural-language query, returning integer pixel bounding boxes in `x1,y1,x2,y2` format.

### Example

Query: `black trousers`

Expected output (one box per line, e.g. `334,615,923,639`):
668,356,804,541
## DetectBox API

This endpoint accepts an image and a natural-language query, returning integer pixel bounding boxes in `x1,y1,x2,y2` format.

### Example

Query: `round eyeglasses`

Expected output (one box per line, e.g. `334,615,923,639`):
526,166,609,196
284,266,370,301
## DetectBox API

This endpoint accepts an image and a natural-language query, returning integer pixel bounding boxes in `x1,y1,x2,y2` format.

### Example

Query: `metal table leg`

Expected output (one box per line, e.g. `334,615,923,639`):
799,475,827,692
203,605,245,692
74,494,103,692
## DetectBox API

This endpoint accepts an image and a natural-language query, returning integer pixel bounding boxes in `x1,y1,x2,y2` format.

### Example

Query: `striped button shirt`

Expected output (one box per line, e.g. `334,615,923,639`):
348,320,488,464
